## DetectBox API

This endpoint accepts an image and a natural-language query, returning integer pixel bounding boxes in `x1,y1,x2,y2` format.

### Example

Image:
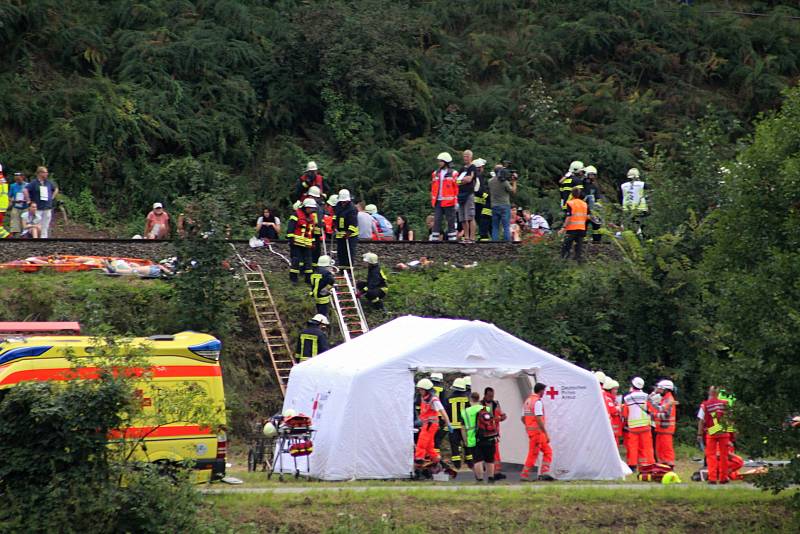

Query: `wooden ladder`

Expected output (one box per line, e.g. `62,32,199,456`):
243,267,295,396
331,268,369,342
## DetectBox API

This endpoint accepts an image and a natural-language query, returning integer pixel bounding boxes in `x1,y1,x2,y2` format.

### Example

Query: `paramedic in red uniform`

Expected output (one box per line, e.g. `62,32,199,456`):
697,386,732,484
521,382,555,481
414,378,453,468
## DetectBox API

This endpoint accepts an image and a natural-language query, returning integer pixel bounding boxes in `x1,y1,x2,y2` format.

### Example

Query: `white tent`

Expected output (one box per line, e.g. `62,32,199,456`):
281,316,630,481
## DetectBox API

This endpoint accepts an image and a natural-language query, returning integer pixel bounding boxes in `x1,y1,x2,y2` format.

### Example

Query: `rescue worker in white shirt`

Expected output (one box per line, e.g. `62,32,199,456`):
295,314,330,361
446,378,471,468
620,168,649,233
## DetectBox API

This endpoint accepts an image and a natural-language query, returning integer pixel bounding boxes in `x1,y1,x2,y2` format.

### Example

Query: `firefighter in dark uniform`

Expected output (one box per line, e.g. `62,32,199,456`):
472,159,492,241
286,200,302,282
295,314,330,361
559,161,585,210
356,252,388,308
307,185,325,269
447,377,471,468
333,189,359,269
289,198,317,284
310,254,336,319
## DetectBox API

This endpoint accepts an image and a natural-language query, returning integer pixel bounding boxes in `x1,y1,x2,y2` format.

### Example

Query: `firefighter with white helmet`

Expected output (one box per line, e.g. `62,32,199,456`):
287,198,318,283
333,188,359,269
559,160,585,209
620,167,649,234
356,252,388,308
310,254,335,318
431,152,459,241
295,314,330,361
446,377,471,468
414,377,454,473
296,161,326,202
622,377,656,471
654,378,678,468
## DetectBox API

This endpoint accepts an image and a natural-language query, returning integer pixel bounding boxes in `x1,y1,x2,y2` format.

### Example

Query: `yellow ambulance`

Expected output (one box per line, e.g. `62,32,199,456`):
0,330,228,483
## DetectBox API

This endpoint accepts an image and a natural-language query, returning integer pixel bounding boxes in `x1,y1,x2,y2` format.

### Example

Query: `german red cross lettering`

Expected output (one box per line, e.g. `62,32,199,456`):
546,386,559,400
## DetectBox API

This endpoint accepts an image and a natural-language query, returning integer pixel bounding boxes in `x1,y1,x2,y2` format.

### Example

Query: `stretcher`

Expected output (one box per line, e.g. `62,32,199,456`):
269,414,315,481
0,255,154,272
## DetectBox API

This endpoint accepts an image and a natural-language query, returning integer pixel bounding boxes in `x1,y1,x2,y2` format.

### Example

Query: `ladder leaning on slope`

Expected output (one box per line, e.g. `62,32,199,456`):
232,245,295,396
330,267,369,342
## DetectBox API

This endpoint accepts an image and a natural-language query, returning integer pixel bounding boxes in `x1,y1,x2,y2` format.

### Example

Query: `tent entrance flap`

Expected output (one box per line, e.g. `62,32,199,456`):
410,366,539,379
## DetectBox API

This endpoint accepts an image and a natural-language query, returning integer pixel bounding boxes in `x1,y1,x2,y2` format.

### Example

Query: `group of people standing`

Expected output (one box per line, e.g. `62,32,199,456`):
0,165,59,239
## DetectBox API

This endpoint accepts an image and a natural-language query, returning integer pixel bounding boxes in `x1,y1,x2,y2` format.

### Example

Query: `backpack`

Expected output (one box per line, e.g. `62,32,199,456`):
476,408,498,439
636,463,673,482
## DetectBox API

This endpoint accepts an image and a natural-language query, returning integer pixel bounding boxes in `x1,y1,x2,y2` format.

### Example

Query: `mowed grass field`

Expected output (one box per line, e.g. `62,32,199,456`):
204,486,796,533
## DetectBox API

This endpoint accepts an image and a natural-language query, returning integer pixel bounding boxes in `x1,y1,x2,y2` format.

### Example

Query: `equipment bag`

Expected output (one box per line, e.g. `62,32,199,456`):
476,408,498,438
289,440,314,457
636,463,673,482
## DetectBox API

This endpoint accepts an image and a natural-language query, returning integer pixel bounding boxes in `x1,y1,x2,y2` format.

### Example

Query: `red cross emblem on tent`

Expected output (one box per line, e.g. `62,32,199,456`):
545,386,559,400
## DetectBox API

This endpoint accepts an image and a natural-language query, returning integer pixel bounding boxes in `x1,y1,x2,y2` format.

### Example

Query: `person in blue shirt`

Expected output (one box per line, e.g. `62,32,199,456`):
8,172,29,236
365,204,393,240
24,166,58,238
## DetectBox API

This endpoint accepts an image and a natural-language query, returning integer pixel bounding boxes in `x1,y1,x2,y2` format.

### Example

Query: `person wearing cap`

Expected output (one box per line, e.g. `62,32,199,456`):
288,198,317,283
310,255,335,318
457,150,477,242
144,202,170,239
23,166,58,238
559,161,584,210
471,159,492,241
7,172,29,236
414,377,454,472
255,207,281,241
356,252,387,308
653,379,677,468
295,314,330,361
622,377,655,472
602,377,623,446
295,161,326,202
333,189,359,269
430,152,459,241
365,204,393,240
446,377,471,468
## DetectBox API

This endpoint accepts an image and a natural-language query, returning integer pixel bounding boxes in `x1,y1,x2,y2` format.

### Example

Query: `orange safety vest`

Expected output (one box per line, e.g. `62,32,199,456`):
522,393,545,433
292,209,315,248
419,393,441,423
564,198,589,231
604,390,623,437
655,392,676,434
431,168,458,207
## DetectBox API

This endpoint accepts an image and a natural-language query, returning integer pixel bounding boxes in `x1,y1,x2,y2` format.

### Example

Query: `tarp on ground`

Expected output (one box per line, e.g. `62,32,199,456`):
281,315,630,481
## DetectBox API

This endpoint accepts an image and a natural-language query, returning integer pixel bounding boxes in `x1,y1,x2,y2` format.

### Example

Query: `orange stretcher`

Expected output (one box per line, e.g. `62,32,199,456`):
0,255,154,273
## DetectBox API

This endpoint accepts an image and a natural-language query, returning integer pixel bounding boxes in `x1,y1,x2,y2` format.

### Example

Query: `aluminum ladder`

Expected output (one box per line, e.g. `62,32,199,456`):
242,265,296,396
330,268,369,342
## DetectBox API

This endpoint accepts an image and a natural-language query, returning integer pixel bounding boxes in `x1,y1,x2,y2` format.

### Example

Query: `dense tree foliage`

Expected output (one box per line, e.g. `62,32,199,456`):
3,0,800,233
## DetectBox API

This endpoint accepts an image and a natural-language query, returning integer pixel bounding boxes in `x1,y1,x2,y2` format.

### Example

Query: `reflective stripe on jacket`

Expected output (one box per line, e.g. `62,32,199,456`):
623,390,653,432
655,392,676,434
431,168,458,207
564,198,589,231
522,393,545,433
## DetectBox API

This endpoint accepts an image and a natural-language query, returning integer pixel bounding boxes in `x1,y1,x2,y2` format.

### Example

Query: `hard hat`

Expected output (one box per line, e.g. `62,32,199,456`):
661,472,682,485
603,378,619,391
317,255,332,267
657,379,674,391
302,198,318,209
338,189,351,202
362,252,378,264
463,376,471,387
429,372,444,382
306,161,318,172
364,204,377,215
327,194,339,206
627,168,640,179
283,408,297,418
308,185,321,198
436,152,453,163
569,161,584,173
311,313,330,326
584,165,597,175
263,422,277,438
452,378,467,391
473,158,486,168
416,378,434,390
632,377,645,389
594,371,607,383
292,200,302,210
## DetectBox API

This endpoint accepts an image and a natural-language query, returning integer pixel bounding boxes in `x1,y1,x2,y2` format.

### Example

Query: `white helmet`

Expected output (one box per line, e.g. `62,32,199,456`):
463,376,471,387
569,161,584,173
584,165,597,175
317,255,332,267
262,422,278,437
452,378,467,391
416,378,434,390
338,189,351,202
302,198,318,209
603,378,619,391
473,158,486,168
632,377,645,389
364,204,377,215
362,252,378,264
429,372,444,382
306,161,318,172
282,408,297,418
627,168,640,179
436,152,453,163
594,371,607,383
327,194,339,206
657,379,674,391
308,185,321,198
311,313,330,326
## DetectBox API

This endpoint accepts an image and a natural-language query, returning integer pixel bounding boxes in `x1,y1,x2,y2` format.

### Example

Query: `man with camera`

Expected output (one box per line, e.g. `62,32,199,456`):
488,161,518,241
